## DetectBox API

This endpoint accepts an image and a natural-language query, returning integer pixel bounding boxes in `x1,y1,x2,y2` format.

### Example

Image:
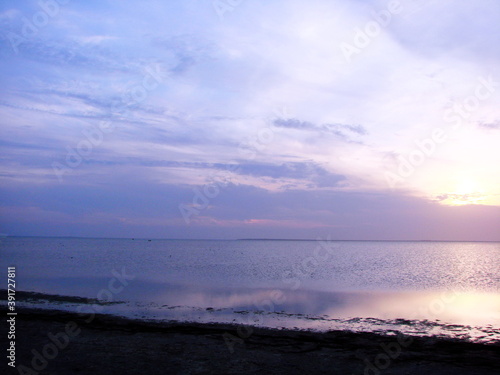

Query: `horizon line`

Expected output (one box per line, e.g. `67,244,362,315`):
2,235,499,243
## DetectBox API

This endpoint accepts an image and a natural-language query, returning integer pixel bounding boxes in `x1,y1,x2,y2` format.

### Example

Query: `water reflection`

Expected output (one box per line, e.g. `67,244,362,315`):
19,277,500,328
145,283,500,326
128,284,500,343
9,277,500,344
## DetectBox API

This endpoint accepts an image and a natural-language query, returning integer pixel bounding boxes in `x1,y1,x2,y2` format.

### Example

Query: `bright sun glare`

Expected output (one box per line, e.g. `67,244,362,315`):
440,180,486,206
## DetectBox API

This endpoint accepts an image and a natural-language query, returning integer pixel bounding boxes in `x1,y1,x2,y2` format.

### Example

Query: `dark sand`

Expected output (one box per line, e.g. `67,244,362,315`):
2,306,499,375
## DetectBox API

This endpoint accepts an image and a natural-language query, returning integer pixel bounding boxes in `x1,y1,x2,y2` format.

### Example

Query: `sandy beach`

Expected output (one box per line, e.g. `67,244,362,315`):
2,306,499,375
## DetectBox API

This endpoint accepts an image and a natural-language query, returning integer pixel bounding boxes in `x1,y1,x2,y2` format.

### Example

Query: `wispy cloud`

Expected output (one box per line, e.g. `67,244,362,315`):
478,121,500,130
274,118,367,140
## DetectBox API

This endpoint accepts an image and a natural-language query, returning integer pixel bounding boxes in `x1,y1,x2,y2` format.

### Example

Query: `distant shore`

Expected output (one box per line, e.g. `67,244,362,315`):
2,306,499,375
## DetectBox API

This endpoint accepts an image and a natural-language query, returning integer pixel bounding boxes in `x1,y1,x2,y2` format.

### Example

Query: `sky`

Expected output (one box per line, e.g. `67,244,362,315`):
0,0,499,240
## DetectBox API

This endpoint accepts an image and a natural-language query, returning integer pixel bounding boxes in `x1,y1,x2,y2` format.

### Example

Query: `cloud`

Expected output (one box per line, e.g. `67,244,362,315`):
478,121,500,130
434,193,487,205
273,118,367,141
239,161,335,179
150,34,216,75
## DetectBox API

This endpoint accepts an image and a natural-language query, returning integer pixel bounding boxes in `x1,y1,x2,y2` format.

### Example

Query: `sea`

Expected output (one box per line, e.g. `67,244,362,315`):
1,237,499,344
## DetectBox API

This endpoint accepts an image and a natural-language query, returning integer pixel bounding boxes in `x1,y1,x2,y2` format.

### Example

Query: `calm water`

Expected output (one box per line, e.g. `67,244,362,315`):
1,237,499,343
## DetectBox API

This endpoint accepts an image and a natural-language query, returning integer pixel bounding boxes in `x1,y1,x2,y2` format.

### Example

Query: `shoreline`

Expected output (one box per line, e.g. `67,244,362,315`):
4,288,500,345
2,307,499,374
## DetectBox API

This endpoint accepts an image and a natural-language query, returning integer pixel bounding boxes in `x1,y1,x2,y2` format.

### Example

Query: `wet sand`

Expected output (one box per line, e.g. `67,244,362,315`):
2,307,499,375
